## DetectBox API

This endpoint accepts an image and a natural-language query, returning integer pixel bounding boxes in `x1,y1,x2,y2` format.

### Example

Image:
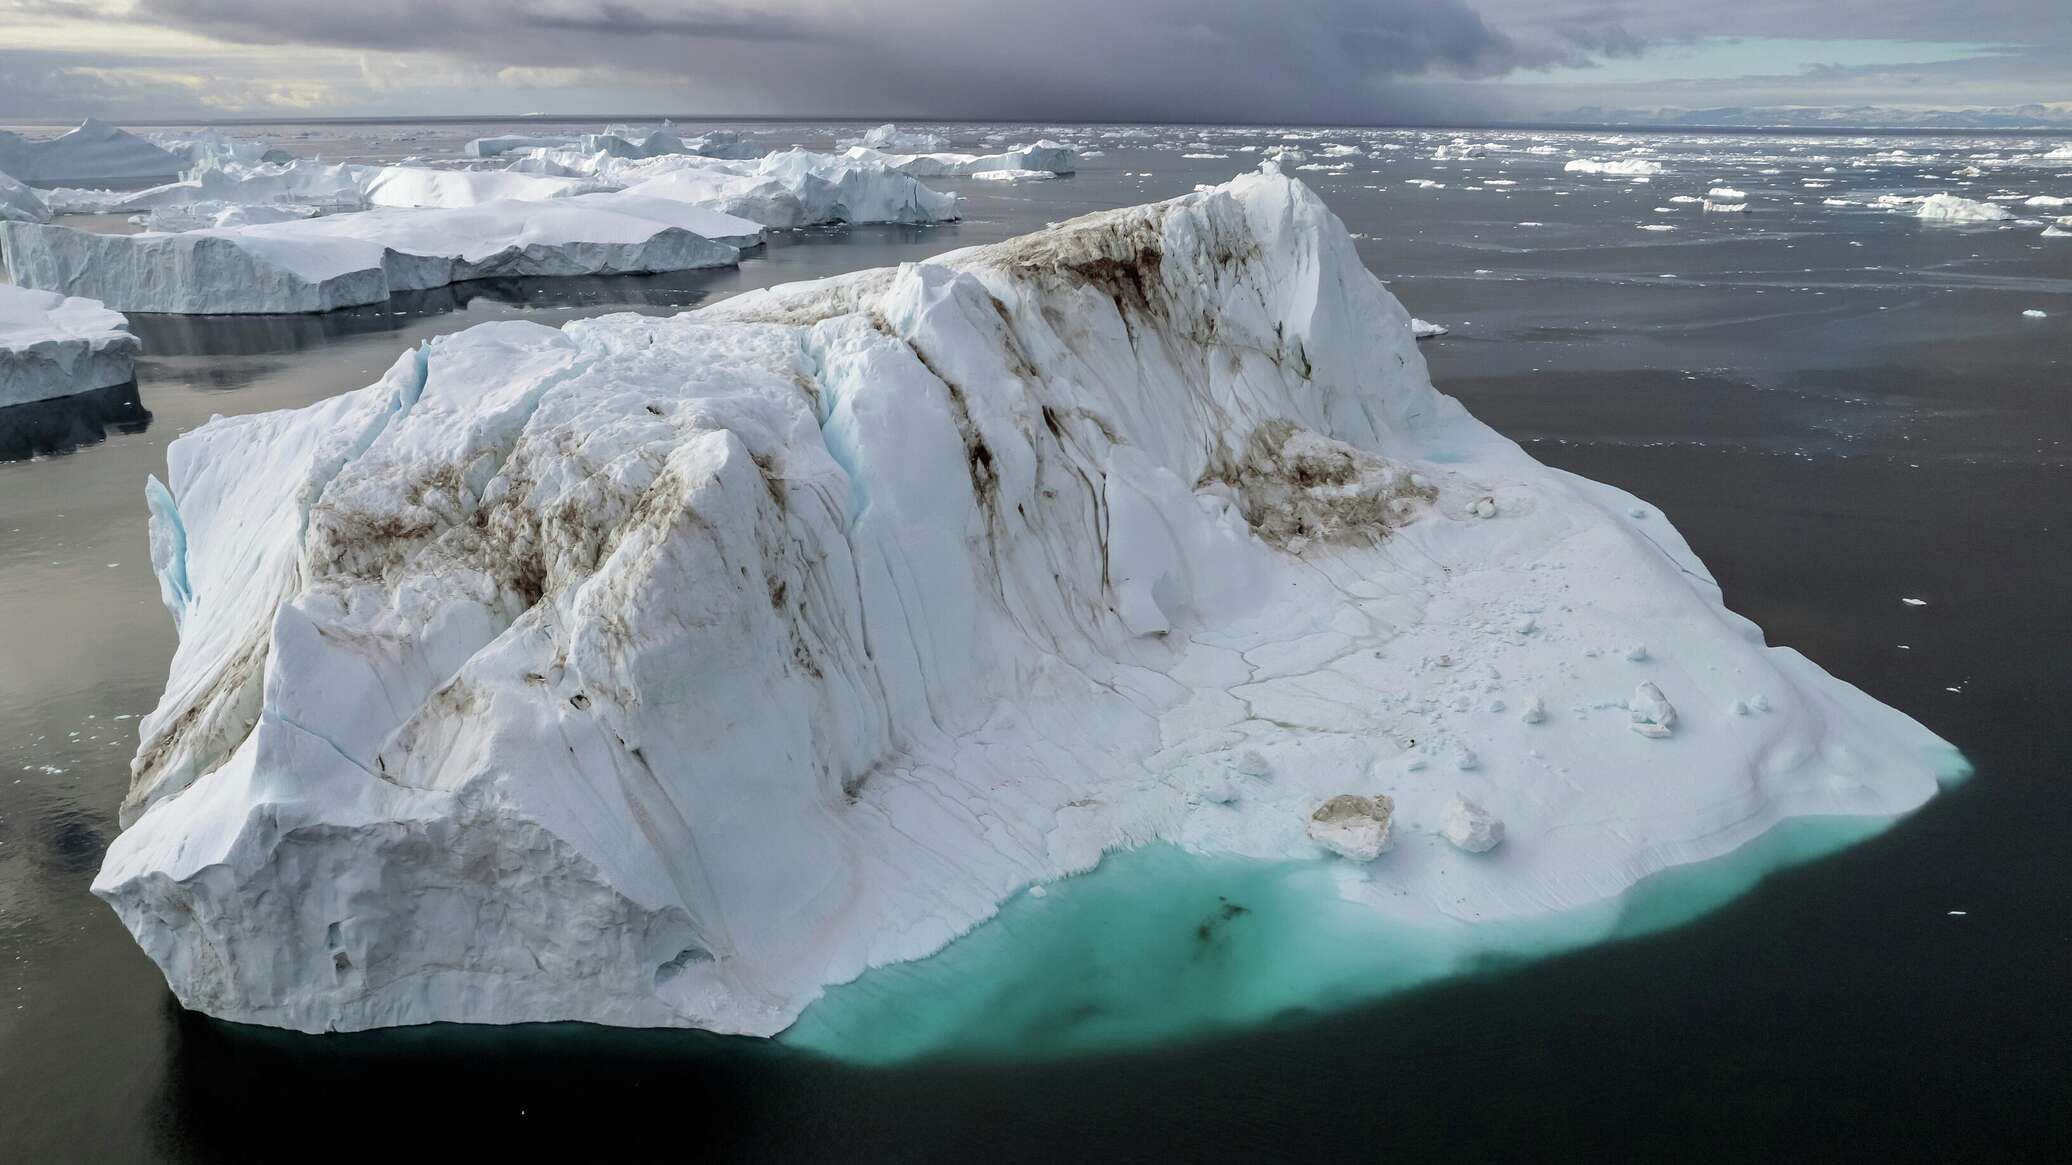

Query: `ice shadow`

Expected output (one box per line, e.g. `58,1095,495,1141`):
0,380,151,462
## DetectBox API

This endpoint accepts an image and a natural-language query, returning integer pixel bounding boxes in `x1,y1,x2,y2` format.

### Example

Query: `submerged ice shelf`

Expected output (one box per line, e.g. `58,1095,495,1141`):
93,170,1960,1049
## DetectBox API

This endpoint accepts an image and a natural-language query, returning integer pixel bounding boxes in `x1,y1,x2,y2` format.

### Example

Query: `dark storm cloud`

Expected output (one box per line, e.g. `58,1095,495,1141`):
113,0,1595,121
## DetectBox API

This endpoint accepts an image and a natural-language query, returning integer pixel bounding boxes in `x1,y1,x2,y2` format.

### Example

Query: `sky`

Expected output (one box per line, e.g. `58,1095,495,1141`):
0,0,2066,125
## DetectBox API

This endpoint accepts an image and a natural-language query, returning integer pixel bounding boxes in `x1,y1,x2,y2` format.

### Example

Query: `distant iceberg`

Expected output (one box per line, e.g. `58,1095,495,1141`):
0,119,183,186
0,169,49,223
1913,193,2013,223
0,285,138,408
842,124,951,154
843,140,1077,177
94,171,1957,1041
1565,158,1665,176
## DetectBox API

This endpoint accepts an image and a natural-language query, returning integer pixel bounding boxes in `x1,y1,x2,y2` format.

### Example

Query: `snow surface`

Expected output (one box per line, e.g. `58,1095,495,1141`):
0,119,183,186
0,284,138,408
93,170,1958,1038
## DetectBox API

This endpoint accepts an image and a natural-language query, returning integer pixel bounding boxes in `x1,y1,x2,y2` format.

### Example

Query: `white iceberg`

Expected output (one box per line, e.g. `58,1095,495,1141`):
0,284,139,408
43,159,371,216
1914,194,2013,223
1,169,50,223
359,167,611,209
93,172,1957,1039
843,124,951,154
468,127,760,162
2,196,749,315
0,119,183,186
1565,158,1665,176
620,150,960,228
844,140,1077,177
147,129,289,169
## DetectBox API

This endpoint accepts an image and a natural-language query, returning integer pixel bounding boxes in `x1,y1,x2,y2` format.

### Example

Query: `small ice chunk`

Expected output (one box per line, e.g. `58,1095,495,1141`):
1751,693,1772,713
2022,309,2048,318
1625,643,1649,662
1521,695,1547,725
1454,746,1480,771
1306,794,1394,861
1730,698,1750,716
1235,749,1272,778
1440,797,1504,853
1470,496,1498,519
1902,597,1928,607
1629,682,1677,738
1513,615,1538,635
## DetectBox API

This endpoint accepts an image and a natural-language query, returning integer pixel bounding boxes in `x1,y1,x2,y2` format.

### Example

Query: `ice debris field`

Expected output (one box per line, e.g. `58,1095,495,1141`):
89,163,1967,1057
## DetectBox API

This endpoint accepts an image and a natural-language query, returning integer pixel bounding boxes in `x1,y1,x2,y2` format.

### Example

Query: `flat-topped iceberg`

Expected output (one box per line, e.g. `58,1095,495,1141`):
2,196,749,314
468,127,761,161
1565,158,1664,176
843,140,1078,177
0,119,183,186
0,285,138,408
94,171,1956,1042
1914,193,2013,223
504,147,963,228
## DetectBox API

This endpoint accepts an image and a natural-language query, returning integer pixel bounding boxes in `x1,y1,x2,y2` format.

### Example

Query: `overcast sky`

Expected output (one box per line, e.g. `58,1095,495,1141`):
0,0,2065,124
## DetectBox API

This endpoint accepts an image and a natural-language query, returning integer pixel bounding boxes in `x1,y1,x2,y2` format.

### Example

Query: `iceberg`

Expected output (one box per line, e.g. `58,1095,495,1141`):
468,127,761,162
2,197,747,315
619,149,960,228
1565,158,1665,176
1914,194,2013,223
843,140,1078,177
43,160,371,216
843,124,951,154
146,129,291,169
0,119,183,186
0,285,139,408
1,169,50,223
92,171,1957,1041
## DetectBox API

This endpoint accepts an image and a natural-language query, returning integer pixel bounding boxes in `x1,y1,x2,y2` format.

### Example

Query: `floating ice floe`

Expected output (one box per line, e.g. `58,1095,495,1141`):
1565,158,1664,176
92,171,1960,1039
1411,318,1448,339
0,169,50,223
969,168,1057,182
0,284,139,408
1913,194,2013,223
0,119,182,186
1704,201,1749,213
2024,309,2049,318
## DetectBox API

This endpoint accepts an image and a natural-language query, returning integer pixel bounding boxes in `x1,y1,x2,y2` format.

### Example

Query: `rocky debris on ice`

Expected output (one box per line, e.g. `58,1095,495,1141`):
0,170,49,223
1629,681,1678,738
1307,795,1395,861
843,124,951,154
0,285,139,408
1,195,750,314
0,119,182,186
1565,158,1664,176
1913,194,2013,223
92,171,1958,1038
1440,797,1504,853
843,140,1077,177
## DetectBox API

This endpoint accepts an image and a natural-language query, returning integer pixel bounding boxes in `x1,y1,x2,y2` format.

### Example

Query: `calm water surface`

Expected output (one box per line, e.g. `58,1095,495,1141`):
1,121,2066,1160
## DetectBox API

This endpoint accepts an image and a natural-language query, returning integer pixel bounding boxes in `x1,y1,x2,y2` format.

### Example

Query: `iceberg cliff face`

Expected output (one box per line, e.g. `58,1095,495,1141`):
0,285,138,408
94,172,1955,1038
1,170,50,224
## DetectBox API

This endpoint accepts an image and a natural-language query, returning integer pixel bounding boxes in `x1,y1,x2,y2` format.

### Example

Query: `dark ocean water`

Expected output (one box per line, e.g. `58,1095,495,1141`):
1,121,2067,1160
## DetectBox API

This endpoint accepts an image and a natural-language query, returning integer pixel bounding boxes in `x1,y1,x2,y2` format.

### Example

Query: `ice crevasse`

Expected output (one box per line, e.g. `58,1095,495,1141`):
94,170,1962,1043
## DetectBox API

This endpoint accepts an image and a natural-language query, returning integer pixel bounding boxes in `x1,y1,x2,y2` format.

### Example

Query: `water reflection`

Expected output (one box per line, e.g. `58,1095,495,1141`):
0,380,151,462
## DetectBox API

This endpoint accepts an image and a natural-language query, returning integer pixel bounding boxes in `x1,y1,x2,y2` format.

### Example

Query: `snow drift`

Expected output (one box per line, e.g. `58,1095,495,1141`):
93,171,1956,1040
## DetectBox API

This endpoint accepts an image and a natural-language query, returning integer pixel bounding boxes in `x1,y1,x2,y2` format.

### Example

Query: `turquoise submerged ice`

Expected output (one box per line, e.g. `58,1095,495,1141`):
92,166,1962,1046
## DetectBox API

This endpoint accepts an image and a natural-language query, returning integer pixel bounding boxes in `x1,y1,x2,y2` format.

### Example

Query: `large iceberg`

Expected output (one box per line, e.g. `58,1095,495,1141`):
0,285,138,408
842,124,952,154
845,140,1078,177
1,170,50,223
468,127,761,161
619,149,961,228
2,196,750,314
0,119,183,186
93,171,1956,1039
